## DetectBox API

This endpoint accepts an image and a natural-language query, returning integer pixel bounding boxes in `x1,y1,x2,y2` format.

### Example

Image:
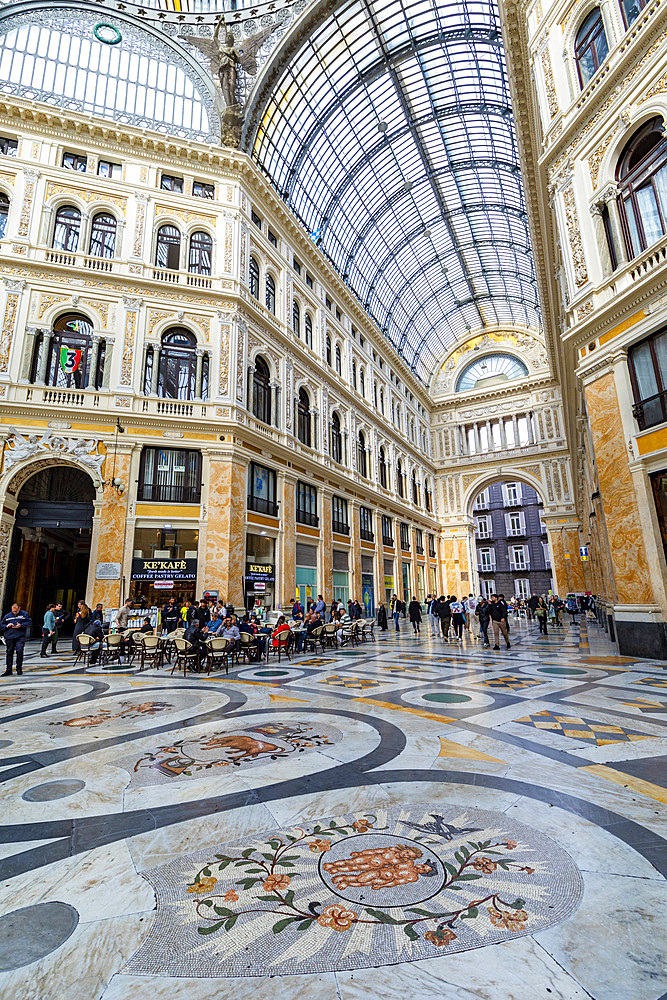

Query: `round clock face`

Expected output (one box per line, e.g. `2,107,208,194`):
456,353,528,392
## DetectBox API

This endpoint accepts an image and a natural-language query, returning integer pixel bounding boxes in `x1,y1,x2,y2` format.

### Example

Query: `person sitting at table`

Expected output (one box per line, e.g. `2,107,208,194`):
220,617,241,653
184,621,209,669
239,615,266,659
138,617,154,635
207,611,224,636
303,611,323,650
82,616,105,665
271,616,291,650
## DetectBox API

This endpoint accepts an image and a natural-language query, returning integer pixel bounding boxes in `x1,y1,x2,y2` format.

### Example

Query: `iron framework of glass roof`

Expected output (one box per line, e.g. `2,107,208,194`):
249,0,540,384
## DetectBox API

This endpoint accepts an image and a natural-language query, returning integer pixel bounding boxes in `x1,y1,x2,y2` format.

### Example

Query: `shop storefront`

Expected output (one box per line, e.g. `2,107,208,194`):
131,526,198,607
417,564,425,603
296,542,317,607
333,549,349,604
361,554,374,614
402,561,411,601
384,557,394,603
245,533,276,616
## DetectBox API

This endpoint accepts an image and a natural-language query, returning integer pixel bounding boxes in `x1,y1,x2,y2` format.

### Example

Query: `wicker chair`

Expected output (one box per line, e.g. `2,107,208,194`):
139,634,163,671
303,624,325,653
73,632,96,668
170,637,200,676
102,632,124,666
205,636,235,674
127,631,145,666
323,622,339,649
270,631,292,662
239,631,261,663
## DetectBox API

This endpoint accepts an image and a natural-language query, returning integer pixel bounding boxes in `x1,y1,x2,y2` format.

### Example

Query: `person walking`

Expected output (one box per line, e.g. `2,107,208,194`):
40,603,57,658
314,594,326,616
489,594,511,650
0,603,32,676
162,598,181,634
450,596,466,641
392,594,401,632
116,599,133,633
475,597,491,648
427,594,440,636
51,602,68,654
528,593,539,622
377,602,388,631
535,596,549,635
439,595,452,641
465,594,476,631
408,596,422,634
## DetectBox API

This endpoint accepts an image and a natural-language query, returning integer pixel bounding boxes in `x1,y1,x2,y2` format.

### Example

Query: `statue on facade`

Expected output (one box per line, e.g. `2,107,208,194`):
180,17,277,146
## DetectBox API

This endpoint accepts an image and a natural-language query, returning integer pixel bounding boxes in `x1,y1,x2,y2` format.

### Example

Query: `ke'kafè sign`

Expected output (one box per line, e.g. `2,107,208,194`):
131,558,197,582
245,563,275,583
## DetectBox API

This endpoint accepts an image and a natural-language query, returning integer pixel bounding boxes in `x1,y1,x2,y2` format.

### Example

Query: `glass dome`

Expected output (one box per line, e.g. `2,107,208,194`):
455,353,528,392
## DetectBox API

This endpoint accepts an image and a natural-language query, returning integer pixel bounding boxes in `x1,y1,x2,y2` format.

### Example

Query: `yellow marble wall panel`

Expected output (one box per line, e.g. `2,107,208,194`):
350,502,362,602
585,374,653,604
203,457,245,607
279,475,296,610
93,454,130,608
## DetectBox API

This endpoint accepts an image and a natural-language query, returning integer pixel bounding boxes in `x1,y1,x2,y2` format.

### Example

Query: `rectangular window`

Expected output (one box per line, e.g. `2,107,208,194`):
248,462,277,516
305,272,313,288
503,482,522,506
62,151,87,172
359,506,374,542
382,515,394,546
268,229,278,247
415,528,424,554
325,296,332,310
481,578,496,598
478,547,496,570
514,578,530,599
400,522,411,551
160,174,183,193
505,511,525,536
542,541,551,568
296,480,318,526
137,447,202,503
193,180,214,199
476,515,491,539
0,136,18,156
251,210,262,229
474,489,489,509
98,160,122,179
335,308,342,322
428,533,436,558
510,545,529,570
332,496,349,534
293,257,301,274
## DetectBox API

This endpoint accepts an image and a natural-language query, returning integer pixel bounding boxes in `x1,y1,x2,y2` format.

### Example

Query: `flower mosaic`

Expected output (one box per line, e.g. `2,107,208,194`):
116,720,343,786
126,804,583,977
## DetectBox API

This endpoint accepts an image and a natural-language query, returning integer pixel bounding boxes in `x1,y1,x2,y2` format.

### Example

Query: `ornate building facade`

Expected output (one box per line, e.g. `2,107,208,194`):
0,0,663,657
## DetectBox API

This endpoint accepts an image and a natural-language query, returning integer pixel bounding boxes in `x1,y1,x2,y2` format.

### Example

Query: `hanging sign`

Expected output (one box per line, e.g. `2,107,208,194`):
579,545,589,561
59,346,82,374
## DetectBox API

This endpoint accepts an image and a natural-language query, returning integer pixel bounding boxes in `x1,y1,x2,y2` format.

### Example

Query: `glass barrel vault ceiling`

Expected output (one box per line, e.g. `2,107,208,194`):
250,0,540,384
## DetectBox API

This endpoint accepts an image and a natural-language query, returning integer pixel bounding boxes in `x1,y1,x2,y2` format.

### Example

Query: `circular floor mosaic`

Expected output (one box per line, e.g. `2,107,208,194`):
0,901,79,970
22,779,86,802
400,686,495,711
126,803,583,977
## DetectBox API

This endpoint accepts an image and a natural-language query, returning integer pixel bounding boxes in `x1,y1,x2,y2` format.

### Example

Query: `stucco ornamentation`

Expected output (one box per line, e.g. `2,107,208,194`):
2,428,105,477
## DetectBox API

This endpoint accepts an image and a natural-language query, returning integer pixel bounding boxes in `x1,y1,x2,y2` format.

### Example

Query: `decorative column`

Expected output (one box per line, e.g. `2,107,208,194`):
91,451,132,608
319,488,333,599
473,423,481,454
278,471,296,612
195,349,204,399
37,330,52,384
202,453,247,609
271,381,281,429
349,498,362,603
88,335,101,390
20,326,40,380
0,279,25,376
511,414,519,448
150,345,160,395
499,418,508,450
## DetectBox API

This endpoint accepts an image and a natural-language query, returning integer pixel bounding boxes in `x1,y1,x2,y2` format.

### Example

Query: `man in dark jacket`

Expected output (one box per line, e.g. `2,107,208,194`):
528,593,539,621
162,598,181,634
83,617,105,665
489,595,511,649
408,597,422,634
475,597,491,648
0,604,32,675
438,596,451,641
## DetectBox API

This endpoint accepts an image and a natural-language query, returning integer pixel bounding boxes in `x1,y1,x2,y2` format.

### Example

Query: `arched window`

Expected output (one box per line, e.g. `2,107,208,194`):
158,328,197,400
249,255,260,298
44,313,99,389
335,344,342,376
88,212,116,259
352,359,357,390
574,8,608,88
252,356,272,424
397,459,404,498
53,205,81,252
628,328,667,429
617,117,667,259
331,411,342,463
266,273,276,314
293,300,301,337
305,313,313,348
326,334,332,365
357,429,367,477
379,446,387,488
412,471,419,505
188,231,212,275
296,387,311,446
155,224,181,270
0,193,9,239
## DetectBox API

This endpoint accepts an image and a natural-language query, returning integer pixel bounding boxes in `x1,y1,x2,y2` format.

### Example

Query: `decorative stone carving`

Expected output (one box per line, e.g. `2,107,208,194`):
541,49,559,119
562,184,588,288
120,298,142,386
18,169,39,237
2,428,105,477
0,285,22,373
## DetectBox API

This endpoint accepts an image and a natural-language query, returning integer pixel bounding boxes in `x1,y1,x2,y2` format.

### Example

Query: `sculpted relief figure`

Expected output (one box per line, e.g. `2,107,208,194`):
181,17,278,146
2,427,104,477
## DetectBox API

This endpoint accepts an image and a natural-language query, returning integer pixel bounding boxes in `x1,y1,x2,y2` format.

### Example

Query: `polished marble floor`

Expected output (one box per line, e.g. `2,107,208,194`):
0,616,665,999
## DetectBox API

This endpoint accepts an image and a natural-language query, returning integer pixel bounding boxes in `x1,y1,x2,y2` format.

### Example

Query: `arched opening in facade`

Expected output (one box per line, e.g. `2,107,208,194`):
469,477,552,601
3,465,95,624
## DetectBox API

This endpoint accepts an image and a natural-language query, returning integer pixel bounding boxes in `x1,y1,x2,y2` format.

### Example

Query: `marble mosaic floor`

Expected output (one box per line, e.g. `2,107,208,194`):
0,617,665,1000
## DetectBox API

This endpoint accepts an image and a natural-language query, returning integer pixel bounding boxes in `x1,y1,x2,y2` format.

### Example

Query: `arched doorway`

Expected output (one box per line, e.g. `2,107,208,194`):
4,466,94,623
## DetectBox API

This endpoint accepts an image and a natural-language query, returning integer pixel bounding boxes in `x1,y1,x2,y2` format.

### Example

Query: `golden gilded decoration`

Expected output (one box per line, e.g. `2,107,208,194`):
184,313,211,341
0,172,15,186
120,306,138,386
588,127,620,188
640,73,667,102
37,293,68,320
18,172,37,237
133,200,146,257
154,205,216,227
541,49,559,119
45,181,127,213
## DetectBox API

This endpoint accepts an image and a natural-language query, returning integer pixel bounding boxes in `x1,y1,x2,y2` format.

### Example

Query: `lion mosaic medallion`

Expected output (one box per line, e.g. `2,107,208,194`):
116,720,343,786
127,804,583,977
